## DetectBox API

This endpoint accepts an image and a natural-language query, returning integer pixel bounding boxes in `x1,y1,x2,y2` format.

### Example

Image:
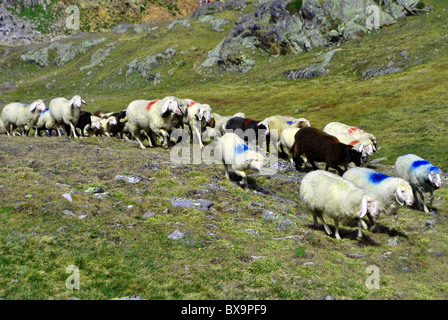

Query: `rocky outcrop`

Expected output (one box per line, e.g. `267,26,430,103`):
0,5,44,46
200,0,427,72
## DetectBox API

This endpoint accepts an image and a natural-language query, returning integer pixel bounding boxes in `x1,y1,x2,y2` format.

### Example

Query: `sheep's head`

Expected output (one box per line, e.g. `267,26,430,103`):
161,97,181,115
345,146,362,167
198,104,212,123
296,118,311,128
360,195,380,219
427,167,442,189
29,99,46,113
244,152,264,172
395,182,414,207
70,95,87,109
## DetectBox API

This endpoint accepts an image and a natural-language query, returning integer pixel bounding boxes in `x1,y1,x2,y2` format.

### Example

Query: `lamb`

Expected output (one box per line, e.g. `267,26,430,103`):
1,99,47,136
263,115,310,153
343,167,414,230
218,132,264,191
290,127,363,175
49,95,87,139
224,117,270,152
394,154,442,213
125,96,182,149
300,170,380,240
83,115,102,136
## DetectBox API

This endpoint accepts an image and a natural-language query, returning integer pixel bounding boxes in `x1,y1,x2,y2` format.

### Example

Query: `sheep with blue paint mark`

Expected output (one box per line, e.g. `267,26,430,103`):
1,100,47,136
343,167,414,230
394,154,442,213
300,170,380,240
218,132,264,191
262,115,310,153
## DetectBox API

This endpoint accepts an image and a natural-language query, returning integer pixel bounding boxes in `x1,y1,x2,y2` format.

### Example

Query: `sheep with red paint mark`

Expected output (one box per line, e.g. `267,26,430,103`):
290,127,363,176
179,99,213,149
218,132,264,191
343,167,414,230
394,154,442,213
224,116,270,152
327,132,375,165
125,97,182,149
323,122,377,155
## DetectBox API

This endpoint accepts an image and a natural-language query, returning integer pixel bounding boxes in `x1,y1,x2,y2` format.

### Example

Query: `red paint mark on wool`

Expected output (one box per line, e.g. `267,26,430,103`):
243,119,255,126
349,140,360,146
187,101,196,108
347,126,360,135
146,99,161,111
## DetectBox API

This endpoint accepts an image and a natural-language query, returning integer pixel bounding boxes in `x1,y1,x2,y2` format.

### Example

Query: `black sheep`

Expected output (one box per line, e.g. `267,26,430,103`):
224,117,270,152
290,126,362,176
108,110,127,138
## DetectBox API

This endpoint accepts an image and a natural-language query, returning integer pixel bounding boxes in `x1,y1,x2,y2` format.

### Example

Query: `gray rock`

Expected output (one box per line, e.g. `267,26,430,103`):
142,212,156,219
388,237,399,246
262,209,293,226
84,187,104,194
61,210,76,217
169,197,214,211
168,229,185,240
62,193,73,202
114,174,145,184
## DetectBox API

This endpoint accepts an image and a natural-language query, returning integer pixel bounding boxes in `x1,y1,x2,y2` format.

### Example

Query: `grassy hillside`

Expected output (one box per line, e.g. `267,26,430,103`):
0,0,447,300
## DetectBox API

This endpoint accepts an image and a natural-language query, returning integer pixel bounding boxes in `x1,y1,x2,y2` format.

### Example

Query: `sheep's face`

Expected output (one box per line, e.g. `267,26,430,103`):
346,148,362,167
162,98,181,115
70,96,87,109
360,195,380,219
29,100,46,113
395,184,414,207
246,153,263,172
428,171,442,189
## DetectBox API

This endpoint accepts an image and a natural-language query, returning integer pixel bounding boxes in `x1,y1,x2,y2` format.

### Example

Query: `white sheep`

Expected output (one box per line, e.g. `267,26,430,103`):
1,100,47,136
0,117,6,135
263,115,310,152
394,154,442,213
330,132,376,165
180,99,213,149
218,132,264,191
126,96,182,149
278,127,300,163
36,109,57,136
343,167,414,230
323,122,377,149
300,170,380,240
49,95,87,139
83,115,102,137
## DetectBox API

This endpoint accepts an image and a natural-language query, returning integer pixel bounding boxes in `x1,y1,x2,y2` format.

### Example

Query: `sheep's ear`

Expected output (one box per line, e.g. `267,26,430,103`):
82,99,88,106
161,100,170,114
29,103,37,112
359,196,368,218
395,187,404,206
358,143,364,153
372,143,376,152
198,107,205,120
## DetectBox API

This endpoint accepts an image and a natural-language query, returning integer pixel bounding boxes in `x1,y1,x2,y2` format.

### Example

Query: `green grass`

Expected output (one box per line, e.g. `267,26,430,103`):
0,0,447,300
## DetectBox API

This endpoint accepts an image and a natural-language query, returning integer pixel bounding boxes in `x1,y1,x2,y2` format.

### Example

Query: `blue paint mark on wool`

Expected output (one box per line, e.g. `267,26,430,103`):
411,160,431,169
427,165,441,174
287,121,295,125
368,172,391,184
235,144,249,154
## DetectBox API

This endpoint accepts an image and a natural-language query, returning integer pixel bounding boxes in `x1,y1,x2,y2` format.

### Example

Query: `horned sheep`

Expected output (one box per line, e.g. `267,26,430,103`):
218,132,264,191
1,99,47,136
49,95,87,139
343,167,414,230
394,154,442,213
290,127,363,175
300,170,380,240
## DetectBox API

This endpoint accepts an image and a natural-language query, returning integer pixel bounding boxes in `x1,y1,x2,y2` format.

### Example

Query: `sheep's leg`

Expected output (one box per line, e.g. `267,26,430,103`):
69,123,78,139
428,191,435,211
319,215,332,236
417,190,429,213
236,170,249,191
357,219,364,240
367,214,378,232
192,125,203,149
223,163,230,180
313,215,319,228
333,219,341,240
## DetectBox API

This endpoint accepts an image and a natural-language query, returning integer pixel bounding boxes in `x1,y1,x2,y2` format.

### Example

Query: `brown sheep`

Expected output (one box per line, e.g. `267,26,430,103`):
290,127,363,176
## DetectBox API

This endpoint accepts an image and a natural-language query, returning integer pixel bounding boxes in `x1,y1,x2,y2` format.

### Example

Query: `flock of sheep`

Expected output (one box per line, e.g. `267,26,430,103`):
0,95,443,240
